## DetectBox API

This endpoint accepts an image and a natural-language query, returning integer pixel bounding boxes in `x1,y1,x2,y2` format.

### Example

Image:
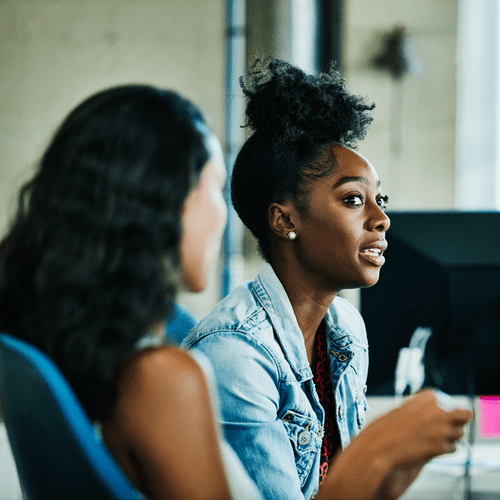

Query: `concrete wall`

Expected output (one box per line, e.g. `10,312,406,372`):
344,0,459,210
0,0,225,319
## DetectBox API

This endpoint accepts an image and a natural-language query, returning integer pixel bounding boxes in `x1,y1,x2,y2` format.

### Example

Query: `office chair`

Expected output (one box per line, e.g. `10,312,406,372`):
164,302,198,344
0,333,144,500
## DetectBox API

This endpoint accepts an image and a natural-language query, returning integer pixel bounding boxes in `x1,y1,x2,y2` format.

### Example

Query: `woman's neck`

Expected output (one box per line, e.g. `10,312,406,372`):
272,262,336,365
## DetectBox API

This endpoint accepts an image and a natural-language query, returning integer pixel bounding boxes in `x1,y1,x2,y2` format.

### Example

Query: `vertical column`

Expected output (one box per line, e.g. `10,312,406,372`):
271,0,319,73
222,0,246,297
456,0,500,210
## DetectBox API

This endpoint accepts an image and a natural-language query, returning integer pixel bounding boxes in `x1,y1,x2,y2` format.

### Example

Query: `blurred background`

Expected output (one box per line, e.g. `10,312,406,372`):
1,0,499,320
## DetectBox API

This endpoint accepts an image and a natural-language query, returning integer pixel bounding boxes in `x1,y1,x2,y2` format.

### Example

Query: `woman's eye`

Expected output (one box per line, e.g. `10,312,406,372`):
344,195,363,207
377,195,389,210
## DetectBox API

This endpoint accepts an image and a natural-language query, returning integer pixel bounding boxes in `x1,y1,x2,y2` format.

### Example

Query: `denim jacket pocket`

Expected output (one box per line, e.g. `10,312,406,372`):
281,409,322,487
355,385,369,429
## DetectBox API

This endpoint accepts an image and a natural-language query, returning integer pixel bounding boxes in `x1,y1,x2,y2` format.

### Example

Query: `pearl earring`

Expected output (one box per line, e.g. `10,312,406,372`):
287,231,297,240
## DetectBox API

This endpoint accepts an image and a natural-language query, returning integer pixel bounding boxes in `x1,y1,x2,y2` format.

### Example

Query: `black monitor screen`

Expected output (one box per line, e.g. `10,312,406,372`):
360,211,500,396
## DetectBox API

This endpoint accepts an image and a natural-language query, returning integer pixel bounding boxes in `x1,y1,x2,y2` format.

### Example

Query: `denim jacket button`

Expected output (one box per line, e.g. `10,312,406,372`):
298,430,311,446
338,405,344,420
331,349,349,362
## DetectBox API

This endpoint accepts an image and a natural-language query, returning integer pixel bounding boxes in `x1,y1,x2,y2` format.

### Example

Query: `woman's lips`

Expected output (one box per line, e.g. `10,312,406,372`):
359,248,386,266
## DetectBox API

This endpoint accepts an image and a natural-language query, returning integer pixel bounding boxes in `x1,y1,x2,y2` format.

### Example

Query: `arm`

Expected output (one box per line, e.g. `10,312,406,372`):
314,389,473,500
101,346,232,500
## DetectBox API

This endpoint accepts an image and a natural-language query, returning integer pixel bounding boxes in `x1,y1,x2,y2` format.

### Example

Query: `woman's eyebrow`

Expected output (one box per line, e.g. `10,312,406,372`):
333,176,381,189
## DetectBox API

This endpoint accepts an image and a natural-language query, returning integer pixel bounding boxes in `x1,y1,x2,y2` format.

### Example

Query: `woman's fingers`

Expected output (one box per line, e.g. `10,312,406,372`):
449,425,465,442
449,407,475,425
419,393,473,456
442,405,474,454
383,390,473,460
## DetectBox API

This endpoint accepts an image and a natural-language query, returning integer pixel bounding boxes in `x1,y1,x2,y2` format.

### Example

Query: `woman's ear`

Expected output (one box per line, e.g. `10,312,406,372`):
268,201,297,239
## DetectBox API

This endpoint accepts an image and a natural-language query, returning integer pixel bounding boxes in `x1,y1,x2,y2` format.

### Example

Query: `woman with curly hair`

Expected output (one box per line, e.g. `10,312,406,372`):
0,85,262,500
183,58,472,500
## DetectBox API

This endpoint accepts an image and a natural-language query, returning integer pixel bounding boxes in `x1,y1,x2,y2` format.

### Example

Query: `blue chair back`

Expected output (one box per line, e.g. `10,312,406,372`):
164,303,198,344
0,333,143,500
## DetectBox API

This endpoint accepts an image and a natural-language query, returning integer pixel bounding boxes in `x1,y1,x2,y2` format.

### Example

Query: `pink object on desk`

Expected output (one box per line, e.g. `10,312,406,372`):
479,396,500,437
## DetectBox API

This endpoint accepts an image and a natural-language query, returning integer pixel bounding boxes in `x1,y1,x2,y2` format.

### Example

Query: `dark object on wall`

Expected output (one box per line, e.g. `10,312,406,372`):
361,211,500,396
370,27,422,155
371,26,422,79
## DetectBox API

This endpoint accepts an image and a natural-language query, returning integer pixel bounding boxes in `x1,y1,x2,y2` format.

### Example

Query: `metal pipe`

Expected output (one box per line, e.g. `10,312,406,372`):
222,0,246,298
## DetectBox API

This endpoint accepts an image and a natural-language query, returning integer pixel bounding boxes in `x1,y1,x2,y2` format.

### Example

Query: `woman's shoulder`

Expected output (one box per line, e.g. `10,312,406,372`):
106,345,218,452
117,345,209,398
182,280,274,348
105,346,215,446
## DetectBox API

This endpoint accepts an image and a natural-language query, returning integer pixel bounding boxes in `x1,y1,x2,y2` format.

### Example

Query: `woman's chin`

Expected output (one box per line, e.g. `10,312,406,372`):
181,271,208,294
356,270,382,289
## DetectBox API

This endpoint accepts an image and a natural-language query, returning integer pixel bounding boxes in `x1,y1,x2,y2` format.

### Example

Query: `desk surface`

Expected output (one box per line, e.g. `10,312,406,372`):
401,443,500,499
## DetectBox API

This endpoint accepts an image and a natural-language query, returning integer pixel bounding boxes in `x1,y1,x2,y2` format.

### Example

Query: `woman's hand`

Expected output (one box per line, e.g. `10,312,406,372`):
314,389,473,500
367,390,472,465
370,389,473,500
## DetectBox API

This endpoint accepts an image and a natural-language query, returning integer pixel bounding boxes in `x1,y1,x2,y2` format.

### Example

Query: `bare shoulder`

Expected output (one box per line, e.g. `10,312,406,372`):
108,345,217,450
117,345,210,404
103,348,232,500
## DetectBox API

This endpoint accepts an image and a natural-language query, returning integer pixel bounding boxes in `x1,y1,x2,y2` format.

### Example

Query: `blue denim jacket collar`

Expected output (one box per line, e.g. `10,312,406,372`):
252,264,311,381
253,264,359,384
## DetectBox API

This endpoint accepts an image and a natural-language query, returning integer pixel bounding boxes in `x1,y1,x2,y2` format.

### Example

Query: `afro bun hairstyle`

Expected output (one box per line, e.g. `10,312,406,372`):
231,57,375,262
240,57,375,146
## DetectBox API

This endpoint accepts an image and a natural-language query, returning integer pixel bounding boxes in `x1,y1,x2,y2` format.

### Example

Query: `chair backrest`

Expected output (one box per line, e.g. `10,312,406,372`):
165,302,198,344
0,333,144,500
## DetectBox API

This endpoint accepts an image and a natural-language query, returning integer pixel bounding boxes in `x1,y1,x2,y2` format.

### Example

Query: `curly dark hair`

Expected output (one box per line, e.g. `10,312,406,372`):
231,57,375,261
0,85,211,421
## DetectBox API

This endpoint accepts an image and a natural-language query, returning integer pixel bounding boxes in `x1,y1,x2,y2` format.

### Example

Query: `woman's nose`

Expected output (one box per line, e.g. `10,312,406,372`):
369,205,390,232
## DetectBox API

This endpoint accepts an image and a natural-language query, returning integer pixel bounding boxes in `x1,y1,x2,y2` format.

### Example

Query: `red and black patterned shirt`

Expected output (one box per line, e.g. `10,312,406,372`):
313,328,341,485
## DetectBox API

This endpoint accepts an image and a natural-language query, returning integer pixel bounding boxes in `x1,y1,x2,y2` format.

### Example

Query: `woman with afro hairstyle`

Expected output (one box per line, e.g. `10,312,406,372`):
183,58,472,500
0,85,262,500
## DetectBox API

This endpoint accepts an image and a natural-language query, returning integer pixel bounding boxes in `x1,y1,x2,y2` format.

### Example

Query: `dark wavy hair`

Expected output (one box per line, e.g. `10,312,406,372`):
231,57,375,261
0,85,211,421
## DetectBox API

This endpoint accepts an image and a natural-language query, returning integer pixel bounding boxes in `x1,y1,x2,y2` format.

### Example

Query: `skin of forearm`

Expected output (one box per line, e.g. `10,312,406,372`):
313,441,393,500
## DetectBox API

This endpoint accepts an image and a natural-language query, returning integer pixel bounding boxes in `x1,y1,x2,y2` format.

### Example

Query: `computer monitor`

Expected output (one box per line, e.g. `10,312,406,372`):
361,211,500,396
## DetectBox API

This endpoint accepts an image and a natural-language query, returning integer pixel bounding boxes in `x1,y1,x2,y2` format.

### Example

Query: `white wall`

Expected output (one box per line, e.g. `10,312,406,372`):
344,0,459,211
0,0,226,319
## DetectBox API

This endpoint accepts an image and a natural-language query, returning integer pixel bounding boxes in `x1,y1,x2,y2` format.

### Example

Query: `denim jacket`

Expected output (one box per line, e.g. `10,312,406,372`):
182,264,369,500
